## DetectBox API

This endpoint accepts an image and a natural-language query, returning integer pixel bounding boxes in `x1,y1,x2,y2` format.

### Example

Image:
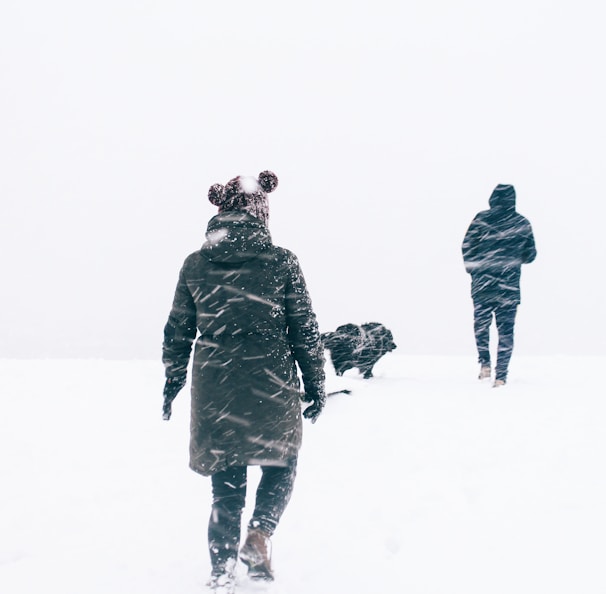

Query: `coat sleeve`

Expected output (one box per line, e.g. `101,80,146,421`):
461,215,481,273
162,266,197,379
283,253,326,397
521,219,537,265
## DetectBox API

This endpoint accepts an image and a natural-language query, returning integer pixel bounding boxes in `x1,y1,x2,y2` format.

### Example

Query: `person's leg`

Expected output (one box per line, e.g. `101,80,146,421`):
473,302,493,367
249,458,297,536
494,305,518,382
240,458,297,580
209,465,247,574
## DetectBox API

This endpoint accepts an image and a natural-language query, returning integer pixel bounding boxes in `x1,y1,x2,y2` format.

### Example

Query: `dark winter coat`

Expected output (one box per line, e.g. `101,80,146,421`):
162,211,325,476
462,184,537,306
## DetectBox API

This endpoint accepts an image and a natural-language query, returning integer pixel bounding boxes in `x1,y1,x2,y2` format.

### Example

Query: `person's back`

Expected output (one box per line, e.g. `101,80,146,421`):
462,184,536,306
462,184,537,386
168,209,323,475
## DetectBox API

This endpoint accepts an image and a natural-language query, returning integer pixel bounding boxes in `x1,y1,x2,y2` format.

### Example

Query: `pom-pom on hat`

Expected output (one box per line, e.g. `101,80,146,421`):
208,170,278,226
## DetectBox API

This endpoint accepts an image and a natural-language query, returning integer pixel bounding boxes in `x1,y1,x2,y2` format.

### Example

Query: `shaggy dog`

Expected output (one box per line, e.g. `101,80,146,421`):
321,322,397,379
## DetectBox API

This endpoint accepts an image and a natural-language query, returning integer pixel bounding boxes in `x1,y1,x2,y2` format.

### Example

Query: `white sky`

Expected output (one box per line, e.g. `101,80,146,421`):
1,0,605,358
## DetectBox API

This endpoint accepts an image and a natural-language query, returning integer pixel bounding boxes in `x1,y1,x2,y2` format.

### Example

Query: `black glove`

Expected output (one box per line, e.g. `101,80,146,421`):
162,375,186,420
301,389,326,424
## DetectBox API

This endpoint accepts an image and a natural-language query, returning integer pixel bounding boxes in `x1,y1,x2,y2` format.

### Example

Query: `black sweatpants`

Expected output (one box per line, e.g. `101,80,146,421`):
473,302,518,381
208,459,297,570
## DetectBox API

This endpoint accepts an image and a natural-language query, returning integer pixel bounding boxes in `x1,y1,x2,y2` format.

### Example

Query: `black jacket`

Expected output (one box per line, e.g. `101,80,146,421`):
163,211,325,475
462,184,537,306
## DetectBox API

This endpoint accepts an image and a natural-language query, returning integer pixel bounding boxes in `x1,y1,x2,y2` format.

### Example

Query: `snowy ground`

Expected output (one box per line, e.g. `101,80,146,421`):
1,354,605,594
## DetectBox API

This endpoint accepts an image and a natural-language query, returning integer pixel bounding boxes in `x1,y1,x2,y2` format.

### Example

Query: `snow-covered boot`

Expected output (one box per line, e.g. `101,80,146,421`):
478,365,491,380
207,557,236,593
239,528,274,581
493,379,506,388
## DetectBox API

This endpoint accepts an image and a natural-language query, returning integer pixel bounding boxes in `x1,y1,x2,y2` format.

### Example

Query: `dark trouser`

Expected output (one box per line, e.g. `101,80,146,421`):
473,302,518,381
208,459,297,571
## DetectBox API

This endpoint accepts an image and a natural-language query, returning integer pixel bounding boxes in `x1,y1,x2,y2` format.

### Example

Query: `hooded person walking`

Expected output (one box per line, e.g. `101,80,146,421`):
462,184,537,387
161,170,326,591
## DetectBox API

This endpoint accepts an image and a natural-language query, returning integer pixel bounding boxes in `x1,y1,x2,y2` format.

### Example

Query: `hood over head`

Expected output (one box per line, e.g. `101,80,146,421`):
201,211,273,264
489,184,516,211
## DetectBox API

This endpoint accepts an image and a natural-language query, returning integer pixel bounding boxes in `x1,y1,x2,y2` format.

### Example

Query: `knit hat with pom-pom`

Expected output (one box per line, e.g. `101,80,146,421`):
208,170,278,226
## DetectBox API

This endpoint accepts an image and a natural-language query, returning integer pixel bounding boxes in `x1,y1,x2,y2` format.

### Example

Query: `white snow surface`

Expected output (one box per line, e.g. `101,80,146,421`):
2,355,605,593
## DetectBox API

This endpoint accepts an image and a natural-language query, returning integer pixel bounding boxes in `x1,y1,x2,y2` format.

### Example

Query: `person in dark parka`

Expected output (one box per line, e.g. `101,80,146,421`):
462,184,537,386
162,171,325,588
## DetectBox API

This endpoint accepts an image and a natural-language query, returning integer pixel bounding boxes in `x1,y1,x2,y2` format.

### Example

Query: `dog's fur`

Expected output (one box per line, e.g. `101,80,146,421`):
321,322,397,379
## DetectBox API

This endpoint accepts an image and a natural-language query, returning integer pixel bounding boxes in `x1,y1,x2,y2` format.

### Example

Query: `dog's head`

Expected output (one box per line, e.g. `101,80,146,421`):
382,328,397,352
361,323,397,353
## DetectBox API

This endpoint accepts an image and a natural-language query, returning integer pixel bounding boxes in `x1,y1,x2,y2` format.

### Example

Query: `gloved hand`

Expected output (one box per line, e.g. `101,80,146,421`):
162,375,187,420
301,389,326,424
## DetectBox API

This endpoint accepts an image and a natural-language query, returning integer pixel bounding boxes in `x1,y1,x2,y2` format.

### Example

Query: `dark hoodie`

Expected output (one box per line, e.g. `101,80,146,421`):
162,211,325,476
462,184,537,306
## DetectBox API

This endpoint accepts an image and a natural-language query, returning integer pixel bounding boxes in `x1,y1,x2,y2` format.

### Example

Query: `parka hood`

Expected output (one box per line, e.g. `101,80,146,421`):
201,211,272,264
489,184,516,211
